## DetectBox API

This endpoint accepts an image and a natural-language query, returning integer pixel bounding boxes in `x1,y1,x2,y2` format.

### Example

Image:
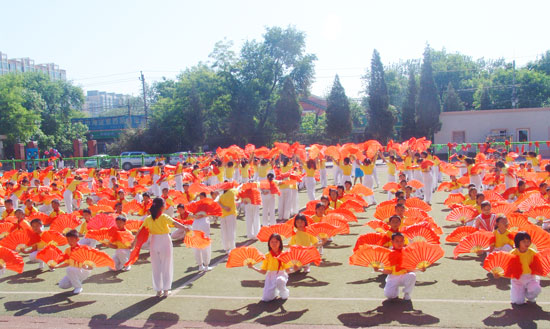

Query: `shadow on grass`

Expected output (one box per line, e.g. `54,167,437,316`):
84,270,123,284
452,273,510,290
204,299,308,326
318,260,343,267
347,274,386,288
134,252,151,265
446,255,483,262
324,244,352,249
4,291,95,316
89,299,177,328
0,268,45,284
338,299,439,327
483,303,550,329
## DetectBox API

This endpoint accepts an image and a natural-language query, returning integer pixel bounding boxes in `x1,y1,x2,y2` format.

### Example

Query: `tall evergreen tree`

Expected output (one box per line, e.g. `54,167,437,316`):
275,78,302,139
325,75,352,142
400,69,418,140
366,50,395,143
417,46,442,139
443,82,465,112
478,86,492,110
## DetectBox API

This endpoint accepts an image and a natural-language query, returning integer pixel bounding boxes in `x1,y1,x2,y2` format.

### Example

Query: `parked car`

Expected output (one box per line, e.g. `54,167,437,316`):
84,154,115,169
168,152,189,165
120,151,156,170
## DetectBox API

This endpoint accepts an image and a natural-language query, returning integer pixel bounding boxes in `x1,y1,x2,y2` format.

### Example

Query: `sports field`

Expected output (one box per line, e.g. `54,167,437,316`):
1,165,548,328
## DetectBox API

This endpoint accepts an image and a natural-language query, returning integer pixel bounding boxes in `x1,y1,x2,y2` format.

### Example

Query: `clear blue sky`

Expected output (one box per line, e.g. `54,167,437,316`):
1,0,548,98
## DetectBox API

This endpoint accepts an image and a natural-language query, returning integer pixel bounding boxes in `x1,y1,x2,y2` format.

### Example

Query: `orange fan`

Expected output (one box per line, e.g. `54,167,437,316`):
349,245,391,270
256,224,295,242
383,182,401,192
36,244,64,267
366,220,390,233
530,249,550,277
491,204,516,217
50,214,82,234
406,197,432,212
444,193,466,207
401,241,444,271
340,199,365,212
524,205,550,223
329,208,357,222
483,190,505,203
0,229,38,251
88,213,116,230
506,213,532,232
523,226,550,251
404,208,430,221
238,188,262,205
184,230,211,249
110,229,134,247
408,180,424,189
125,219,143,233
305,200,320,212
98,199,117,208
70,245,115,268
436,182,453,192
278,245,321,267
122,199,141,214
354,233,391,251
185,198,223,217
28,212,50,223
89,205,114,214
446,207,478,224
341,194,368,207
321,214,350,234
3,216,18,224
85,228,112,244
516,194,547,213
40,230,68,246
306,222,341,239
453,231,495,258
0,222,14,239
0,246,24,273
483,251,522,279
446,226,479,243
374,204,395,221
226,246,265,268
402,224,440,244
125,227,149,267
350,184,374,196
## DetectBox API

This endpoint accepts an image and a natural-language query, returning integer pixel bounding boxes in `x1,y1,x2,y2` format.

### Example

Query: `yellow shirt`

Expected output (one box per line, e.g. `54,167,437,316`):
329,199,343,209
66,179,80,192
387,162,396,175
281,163,293,174
25,206,38,217
463,198,476,206
141,213,175,235
219,189,237,217
257,165,271,178
225,166,235,179
320,160,326,169
305,167,316,177
340,164,352,176
311,214,323,223
1,209,15,219
360,164,375,175
240,165,250,179
403,156,412,169
494,229,514,248
261,252,290,272
289,230,318,247
79,221,88,235
511,248,536,275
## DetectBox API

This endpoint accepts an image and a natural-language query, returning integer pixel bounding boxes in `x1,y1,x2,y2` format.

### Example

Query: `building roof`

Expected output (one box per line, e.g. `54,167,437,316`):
299,95,327,116
440,107,550,116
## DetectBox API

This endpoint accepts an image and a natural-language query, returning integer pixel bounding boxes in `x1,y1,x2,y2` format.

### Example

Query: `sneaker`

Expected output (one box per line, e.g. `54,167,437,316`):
73,287,83,294
198,265,205,272
403,293,411,300
38,262,44,270
203,266,213,272
123,265,131,271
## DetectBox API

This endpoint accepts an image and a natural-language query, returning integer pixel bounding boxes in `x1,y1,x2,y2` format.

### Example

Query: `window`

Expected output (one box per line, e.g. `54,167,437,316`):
517,129,529,142
452,131,465,143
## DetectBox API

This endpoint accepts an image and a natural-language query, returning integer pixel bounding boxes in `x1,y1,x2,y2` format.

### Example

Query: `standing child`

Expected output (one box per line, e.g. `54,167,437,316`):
55,230,92,294
218,187,238,254
510,232,542,305
192,210,212,272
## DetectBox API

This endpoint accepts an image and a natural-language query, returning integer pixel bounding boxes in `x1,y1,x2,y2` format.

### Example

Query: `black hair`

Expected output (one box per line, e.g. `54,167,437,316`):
267,173,274,181
480,200,491,209
514,231,531,249
177,203,186,209
391,232,404,240
395,203,405,209
388,215,402,223
150,197,165,220
267,233,283,252
4,199,13,204
82,209,92,214
344,181,352,186
395,191,404,198
115,215,127,222
65,229,79,238
495,215,507,230
142,192,150,198
294,214,308,228
30,218,42,226
315,202,325,210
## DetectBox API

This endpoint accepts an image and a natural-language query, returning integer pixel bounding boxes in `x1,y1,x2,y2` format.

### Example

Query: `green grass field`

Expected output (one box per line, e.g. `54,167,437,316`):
1,166,549,328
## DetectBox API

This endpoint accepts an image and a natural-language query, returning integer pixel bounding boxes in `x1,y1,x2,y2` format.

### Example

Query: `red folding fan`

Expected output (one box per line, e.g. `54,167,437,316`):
306,222,341,239
530,248,550,277
28,212,50,223
436,182,453,192
524,205,550,223
87,213,116,231
350,184,373,196
256,224,295,242
374,204,395,221
406,197,432,212
446,206,478,224
0,222,14,239
124,227,149,267
40,230,68,246
506,213,532,232
383,182,401,192
0,246,24,273
110,228,134,247
445,226,479,243
408,180,424,189
0,229,39,251
349,245,392,270
523,226,550,251
36,244,64,267
453,231,495,258
185,198,223,217
125,219,143,233
278,245,321,267
321,215,350,234
402,224,440,244
491,204,516,217
483,190,505,203
404,208,430,221
122,199,141,214
49,214,82,234
98,199,117,208
184,230,211,249
226,246,265,268
483,251,522,279
70,245,115,268
328,208,357,222
85,228,112,244
401,241,444,271
237,188,262,205
353,233,391,251
366,220,390,233
89,205,115,214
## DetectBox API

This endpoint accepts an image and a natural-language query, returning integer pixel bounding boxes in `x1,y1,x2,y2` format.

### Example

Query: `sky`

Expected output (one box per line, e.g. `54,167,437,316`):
1,0,548,99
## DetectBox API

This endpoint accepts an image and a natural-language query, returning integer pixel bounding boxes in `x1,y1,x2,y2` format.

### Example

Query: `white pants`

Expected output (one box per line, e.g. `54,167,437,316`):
245,204,261,239
505,176,517,189
261,194,276,226
113,249,131,270
171,228,187,241
373,165,379,187
387,174,396,200
63,190,73,213
278,188,292,220
305,177,316,201
262,271,289,302
29,250,45,268
150,234,173,292
470,174,482,191
59,267,91,290
363,174,375,204
334,167,342,185
511,274,541,304
494,245,513,252
384,272,416,299
422,172,433,203
413,171,423,197
320,169,327,188
192,216,211,267
220,214,236,252
79,238,98,248
175,175,183,192
290,189,298,216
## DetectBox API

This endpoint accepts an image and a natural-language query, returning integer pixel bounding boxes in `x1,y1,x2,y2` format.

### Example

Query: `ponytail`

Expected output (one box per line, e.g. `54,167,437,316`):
150,197,164,220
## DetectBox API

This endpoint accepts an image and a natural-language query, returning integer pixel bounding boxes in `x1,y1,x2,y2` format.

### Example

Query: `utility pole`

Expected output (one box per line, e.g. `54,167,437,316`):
512,60,517,109
127,99,131,117
140,71,148,123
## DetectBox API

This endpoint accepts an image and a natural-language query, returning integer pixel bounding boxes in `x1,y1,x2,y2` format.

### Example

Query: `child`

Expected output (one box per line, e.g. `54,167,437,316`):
248,233,295,302
22,219,46,270
288,214,323,272
260,173,278,227
171,204,191,241
384,215,408,247
311,203,325,223
79,209,97,248
108,216,133,271
491,216,514,252
473,201,496,231
55,229,92,294
192,210,212,272
510,232,542,305
218,187,238,254
378,232,417,300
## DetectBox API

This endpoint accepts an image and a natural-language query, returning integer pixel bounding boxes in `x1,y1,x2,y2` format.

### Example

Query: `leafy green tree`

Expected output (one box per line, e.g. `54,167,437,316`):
366,50,395,143
417,46,442,139
400,69,418,140
325,75,352,142
299,113,327,144
527,50,550,75
474,85,492,110
350,98,367,129
443,82,465,112
275,78,302,138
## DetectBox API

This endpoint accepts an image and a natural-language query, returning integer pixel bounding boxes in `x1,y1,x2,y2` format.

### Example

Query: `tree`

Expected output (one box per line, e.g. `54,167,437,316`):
443,82,465,112
416,46,442,139
527,50,550,75
275,78,302,138
476,85,492,110
400,69,418,140
365,50,395,143
325,75,352,142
